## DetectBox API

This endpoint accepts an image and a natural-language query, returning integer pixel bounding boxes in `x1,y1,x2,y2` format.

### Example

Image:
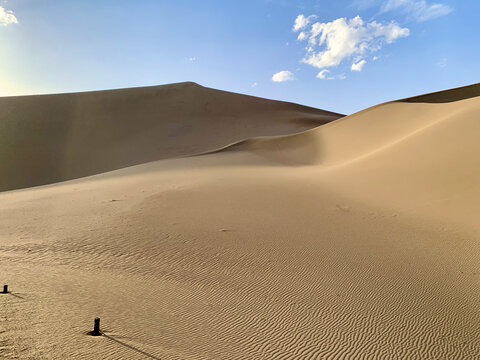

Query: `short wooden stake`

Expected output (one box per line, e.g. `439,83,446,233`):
1,285,7,294
93,317,101,336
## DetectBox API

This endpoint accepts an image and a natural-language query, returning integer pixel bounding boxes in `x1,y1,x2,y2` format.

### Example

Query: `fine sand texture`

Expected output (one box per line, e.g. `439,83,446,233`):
1,83,479,359
0,82,342,192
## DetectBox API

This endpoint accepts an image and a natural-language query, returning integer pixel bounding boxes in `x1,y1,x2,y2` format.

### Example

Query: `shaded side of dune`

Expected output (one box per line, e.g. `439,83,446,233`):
399,82,480,103
0,82,342,192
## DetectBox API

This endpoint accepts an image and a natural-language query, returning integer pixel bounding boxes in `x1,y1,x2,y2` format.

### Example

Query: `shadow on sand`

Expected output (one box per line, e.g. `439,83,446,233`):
100,333,161,360
8,292,25,300
0,292,25,300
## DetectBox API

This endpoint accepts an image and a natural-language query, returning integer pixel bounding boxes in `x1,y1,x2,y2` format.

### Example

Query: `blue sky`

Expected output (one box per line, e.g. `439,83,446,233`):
0,0,477,114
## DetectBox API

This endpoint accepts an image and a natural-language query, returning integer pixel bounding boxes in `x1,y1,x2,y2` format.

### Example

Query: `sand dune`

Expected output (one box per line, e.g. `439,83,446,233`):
229,83,480,166
0,82,341,192
1,83,479,359
231,83,480,228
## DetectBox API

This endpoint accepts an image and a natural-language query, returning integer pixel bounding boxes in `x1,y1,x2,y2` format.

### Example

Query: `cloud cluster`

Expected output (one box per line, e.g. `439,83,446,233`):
0,6,18,26
294,15,409,77
272,70,294,82
380,0,453,22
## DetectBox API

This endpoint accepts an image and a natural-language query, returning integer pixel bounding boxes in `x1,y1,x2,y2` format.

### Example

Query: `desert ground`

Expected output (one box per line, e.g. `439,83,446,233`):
1,82,479,359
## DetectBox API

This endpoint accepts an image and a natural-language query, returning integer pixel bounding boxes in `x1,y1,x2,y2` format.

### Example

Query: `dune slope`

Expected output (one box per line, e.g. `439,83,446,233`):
0,82,342,191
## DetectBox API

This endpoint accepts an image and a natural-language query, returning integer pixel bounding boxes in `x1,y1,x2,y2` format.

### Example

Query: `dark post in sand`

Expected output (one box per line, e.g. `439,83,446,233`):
93,317,101,336
1,285,7,294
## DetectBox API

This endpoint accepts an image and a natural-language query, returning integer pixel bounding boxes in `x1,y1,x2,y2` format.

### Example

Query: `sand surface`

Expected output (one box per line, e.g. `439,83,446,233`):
1,83,479,359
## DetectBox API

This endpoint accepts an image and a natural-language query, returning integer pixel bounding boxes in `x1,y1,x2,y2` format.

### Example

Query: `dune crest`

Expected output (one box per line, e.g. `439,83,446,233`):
398,82,480,103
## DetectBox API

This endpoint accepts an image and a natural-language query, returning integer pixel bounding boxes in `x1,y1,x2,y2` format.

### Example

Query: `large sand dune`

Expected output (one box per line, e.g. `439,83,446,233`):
0,82,341,192
1,83,479,359
232,83,480,228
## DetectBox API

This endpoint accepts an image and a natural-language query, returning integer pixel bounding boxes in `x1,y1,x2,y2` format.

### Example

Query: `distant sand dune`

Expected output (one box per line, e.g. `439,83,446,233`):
0,82,341,191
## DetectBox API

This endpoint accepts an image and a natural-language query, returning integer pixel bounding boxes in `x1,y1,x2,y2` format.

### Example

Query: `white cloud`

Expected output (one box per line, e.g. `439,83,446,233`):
351,0,452,22
188,57,197,62
0,6,18,26
297,31,307,41
295,15,409,73
293,14,317,32
317,71,347,80
272,70,294,82
251,82,258,88
380,0,453,22
351,59,367,71
317,69,330,79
